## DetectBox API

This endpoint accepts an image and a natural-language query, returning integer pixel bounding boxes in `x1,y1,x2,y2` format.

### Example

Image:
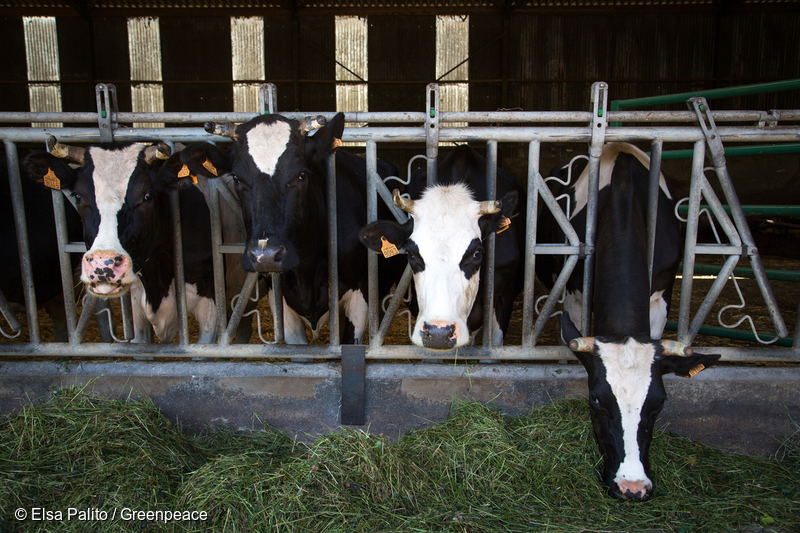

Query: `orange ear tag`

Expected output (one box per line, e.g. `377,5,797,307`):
178,164,197,184
202,158,218,176
43,168,61,190
333,138,343,149
496,216,511,234
681,363,706,379
380,237,399,258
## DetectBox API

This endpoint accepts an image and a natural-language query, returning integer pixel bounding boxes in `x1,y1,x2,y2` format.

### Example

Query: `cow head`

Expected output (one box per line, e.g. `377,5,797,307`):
562,312,720,501
22,138,180,298
195,113,343,273
360,184,517,350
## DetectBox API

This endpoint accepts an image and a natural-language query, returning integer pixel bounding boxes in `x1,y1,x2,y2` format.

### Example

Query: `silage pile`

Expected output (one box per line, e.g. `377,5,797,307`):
1,387,798,533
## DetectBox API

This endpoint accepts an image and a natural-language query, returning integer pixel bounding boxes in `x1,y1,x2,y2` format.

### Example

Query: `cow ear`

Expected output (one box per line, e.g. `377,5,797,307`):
160,143,231,190
21,152,77,191
659,352,721,379
359,219,413,256
479,190,519,238
304,112,345,166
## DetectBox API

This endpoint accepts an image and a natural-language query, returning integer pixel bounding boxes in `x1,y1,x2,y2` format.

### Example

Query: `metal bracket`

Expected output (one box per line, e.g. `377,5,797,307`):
260,83,278,115
341,345,366,426
589,81,608,157
425,83,440,186
689,97,726,167
95,84,118,144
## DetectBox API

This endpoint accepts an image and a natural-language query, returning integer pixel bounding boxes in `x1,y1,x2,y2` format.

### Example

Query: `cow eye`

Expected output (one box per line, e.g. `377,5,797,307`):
299,171,309,181
143,191,154,202
73,193,82,203
589,395,605,411
472,248,482,260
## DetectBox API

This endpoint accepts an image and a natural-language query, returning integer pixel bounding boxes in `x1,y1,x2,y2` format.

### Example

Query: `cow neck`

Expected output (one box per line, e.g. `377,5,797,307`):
591,159,651,338
133,202,175,313
283,169,329,323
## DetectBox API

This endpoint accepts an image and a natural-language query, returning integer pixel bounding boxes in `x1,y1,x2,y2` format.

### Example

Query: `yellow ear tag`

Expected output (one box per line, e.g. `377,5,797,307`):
496,216,511,234
380,236,399,258
178,164,190,178
202,158,218,176
43,168,61,190
682,363,706,379
333,138,343,149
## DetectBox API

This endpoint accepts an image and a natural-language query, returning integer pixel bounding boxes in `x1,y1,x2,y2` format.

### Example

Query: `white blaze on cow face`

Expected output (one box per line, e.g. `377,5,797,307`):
595,338,656,496
570,143,673,220
80,145,143,297
246,120,292,176
408,184,484,350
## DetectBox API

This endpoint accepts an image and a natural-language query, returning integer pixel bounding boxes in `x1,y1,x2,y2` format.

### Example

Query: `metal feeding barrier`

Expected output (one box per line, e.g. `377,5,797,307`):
1,82,800,363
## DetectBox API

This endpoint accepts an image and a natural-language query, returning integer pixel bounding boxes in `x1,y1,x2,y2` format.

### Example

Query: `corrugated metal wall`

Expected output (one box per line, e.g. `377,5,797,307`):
0,10,798,116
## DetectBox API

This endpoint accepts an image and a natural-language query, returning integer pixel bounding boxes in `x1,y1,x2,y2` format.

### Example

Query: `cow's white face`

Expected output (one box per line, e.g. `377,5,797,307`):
406,185,485,349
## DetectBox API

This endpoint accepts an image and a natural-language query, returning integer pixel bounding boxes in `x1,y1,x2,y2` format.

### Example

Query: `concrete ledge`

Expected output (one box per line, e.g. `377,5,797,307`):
0,360,797,456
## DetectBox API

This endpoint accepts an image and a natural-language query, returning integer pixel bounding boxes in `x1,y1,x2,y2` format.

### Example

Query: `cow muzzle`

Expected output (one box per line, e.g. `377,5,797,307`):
81,250,133,297
613,478,653,502
246,241,286,273
419,320,459,350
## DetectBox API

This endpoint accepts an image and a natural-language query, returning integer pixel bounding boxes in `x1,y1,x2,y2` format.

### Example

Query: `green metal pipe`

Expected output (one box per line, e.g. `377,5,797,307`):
665,320,793,346
688,263,800,282
610,78,800,110
661,143,800,159
677,204,800,216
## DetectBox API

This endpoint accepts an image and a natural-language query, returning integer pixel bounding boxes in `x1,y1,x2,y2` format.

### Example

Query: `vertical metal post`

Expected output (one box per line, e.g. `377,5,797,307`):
646,140,663,291
208,180,228,338
366,141,380,349
272,274,284,343
120,291,134,341
482,140,498,349
259,83,278,115
327,153,339,346
95,83,117,144
73,295,97,345
169,190,189,344
582,82,608,335
425,84,440,186
51,189,78,342
5,141,40,344
522,141,541,348
677,140,706,343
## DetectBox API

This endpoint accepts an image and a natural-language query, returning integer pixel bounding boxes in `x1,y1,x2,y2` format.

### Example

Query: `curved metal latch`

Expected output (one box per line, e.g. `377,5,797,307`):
95,84,118,144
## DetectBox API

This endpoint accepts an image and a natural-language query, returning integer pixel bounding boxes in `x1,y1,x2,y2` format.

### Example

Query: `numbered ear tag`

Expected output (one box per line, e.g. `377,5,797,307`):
681,363,706,379
178,164,197,184
202,158,218,176
496,216,511,234
380,236,399,258
43,168,61,190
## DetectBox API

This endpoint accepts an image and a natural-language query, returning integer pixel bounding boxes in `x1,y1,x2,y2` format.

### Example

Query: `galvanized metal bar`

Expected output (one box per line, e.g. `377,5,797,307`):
169,190,189,344
426,84,440,186
646,140,662,291
531,254,580,345
5,140,40,344
690,97,788,338
677,140,707,342
0,288,22,333
208,179,228,338
374,265,414,347
696,173,742,248
271,274,284,344
327,153,339,347
259,83,278,114
522,141,541,348
373,172,408,224
483,140,498,348
366,141,380,349
120,291,134,341
50,189,79,342
220,272,258,346
95,83,117,144
581,82,608,335
687,254,741,343
73,295,96,345
3,125,800,145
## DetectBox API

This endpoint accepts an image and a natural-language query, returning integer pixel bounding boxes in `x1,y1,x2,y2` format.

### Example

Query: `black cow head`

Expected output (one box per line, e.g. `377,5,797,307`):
360,185,517,350
562,312,720,501
184,113,343,273
22,138,185,298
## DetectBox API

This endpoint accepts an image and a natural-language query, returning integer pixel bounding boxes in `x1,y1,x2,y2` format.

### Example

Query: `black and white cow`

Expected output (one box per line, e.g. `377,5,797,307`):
359,145,524,350
537,142,720,500
22,139,218,344
181,112,405,344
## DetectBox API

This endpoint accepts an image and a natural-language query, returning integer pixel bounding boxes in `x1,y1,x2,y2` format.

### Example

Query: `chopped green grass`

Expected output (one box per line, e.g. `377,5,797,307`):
0,388,798,532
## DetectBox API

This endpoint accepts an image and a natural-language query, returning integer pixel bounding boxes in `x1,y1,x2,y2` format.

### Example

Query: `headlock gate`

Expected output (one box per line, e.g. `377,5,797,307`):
2,82,799,363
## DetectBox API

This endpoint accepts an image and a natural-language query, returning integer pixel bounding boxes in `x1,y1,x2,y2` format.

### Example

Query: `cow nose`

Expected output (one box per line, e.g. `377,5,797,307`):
421,321,459,350
615,479,653,501
247,244,285,273
83,250,130,284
